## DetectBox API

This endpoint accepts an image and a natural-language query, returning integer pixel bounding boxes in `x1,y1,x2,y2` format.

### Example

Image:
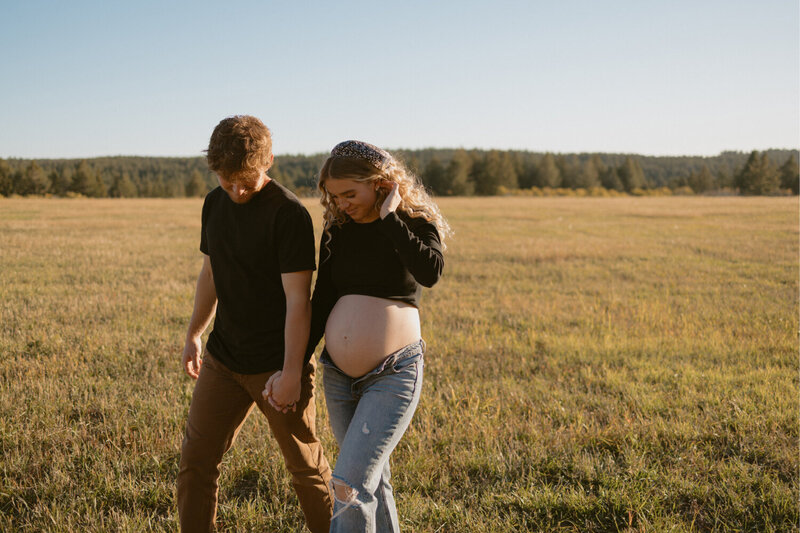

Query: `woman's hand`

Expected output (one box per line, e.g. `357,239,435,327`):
379,180,401,219
262,371,300,413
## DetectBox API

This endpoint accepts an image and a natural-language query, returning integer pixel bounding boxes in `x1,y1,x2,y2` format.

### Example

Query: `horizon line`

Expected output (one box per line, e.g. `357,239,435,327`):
3,146,799,161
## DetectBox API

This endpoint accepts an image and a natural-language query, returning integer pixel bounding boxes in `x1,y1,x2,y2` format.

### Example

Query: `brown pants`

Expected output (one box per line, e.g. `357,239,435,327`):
177,353,333,532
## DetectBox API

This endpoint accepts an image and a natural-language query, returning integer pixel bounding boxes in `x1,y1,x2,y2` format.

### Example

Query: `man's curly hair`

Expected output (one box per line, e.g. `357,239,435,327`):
205,115,273,177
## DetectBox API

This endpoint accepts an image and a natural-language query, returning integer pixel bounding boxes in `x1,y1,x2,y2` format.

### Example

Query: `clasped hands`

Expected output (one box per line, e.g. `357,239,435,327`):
262,370,301,414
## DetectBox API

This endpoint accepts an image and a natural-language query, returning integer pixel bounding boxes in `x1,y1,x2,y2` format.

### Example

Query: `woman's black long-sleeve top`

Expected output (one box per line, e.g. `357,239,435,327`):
306,210,444,359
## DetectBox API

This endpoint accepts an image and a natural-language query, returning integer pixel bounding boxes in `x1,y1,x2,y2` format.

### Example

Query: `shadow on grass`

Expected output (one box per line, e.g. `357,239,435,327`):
226,467,262,502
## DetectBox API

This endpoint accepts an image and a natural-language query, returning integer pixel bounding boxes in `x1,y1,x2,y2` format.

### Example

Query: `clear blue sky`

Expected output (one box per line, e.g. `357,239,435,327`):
1,0,797,159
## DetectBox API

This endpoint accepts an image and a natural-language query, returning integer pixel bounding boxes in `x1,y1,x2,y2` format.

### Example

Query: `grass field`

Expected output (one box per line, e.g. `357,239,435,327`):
0,196,797,532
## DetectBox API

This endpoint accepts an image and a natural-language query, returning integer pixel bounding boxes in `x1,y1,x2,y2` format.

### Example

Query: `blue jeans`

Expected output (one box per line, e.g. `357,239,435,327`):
321,340,425,533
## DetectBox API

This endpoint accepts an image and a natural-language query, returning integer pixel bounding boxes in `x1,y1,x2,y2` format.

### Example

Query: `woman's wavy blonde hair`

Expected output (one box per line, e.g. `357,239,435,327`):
318,149,452,256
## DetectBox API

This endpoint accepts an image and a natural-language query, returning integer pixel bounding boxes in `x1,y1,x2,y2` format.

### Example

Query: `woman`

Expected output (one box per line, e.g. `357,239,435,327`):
307,140,449,532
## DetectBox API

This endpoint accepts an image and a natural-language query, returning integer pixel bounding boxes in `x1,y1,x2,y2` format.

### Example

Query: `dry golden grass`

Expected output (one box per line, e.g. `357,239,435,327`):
0,196,797,532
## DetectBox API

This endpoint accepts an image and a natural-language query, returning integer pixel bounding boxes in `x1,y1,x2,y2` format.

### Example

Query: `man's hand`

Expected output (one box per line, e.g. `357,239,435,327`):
182,336,203,379
182,255,215,380
269,270,311,414
262,370,300,413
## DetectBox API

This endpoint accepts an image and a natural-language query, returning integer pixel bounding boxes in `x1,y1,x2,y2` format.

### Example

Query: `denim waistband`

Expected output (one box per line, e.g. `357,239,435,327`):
321,339,425,379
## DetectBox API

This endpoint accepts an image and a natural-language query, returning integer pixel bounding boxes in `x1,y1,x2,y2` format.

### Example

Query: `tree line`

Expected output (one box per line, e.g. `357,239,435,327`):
0,148,797,198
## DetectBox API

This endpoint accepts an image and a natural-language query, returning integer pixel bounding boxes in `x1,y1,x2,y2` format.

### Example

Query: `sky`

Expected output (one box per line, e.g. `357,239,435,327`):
1,0,798,159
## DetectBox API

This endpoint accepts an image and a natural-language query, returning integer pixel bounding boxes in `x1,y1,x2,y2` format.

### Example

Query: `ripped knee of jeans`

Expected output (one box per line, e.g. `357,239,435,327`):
332,479,357,503
330,478,359,519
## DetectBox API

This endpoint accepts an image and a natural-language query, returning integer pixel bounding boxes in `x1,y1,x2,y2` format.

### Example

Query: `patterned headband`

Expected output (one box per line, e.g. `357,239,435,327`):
330,140,392,171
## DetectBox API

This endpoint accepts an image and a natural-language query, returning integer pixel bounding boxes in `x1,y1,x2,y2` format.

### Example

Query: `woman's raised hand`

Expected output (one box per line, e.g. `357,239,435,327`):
379,181,401,219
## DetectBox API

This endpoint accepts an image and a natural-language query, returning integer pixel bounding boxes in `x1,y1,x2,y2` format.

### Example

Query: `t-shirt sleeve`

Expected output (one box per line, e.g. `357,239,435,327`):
274,200,316,273
378,211,444,287
200,194,210,254
307,228,338,358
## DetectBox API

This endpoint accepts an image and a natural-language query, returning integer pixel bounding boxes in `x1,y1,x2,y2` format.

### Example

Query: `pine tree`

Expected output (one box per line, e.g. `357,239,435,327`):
557,155,580,189
535,153,561,188
90,168,107,197
445,149,474,196
0,158,11,196
688,165,714,193
778,154,799,194
48,167,71,196
69,160,93,196
590,154,607,178
487,150,518,193
110,172,138,198
736,151,779,195
716,168,733,189
185,170,208,197
148,172,169,197
601,166,624,191
421,157,448,195
574,158,601,189
617,157,646,192
508,151,525,184
518,160,537,189
19,161,49,195
270,162,296,190
469,150,517,195
469,154,489,195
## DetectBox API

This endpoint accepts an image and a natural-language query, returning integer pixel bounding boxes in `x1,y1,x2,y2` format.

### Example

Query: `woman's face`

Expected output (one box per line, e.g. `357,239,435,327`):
324,178,380,223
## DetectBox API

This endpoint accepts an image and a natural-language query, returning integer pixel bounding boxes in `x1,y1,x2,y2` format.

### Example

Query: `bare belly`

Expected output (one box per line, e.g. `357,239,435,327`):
324,294,421,378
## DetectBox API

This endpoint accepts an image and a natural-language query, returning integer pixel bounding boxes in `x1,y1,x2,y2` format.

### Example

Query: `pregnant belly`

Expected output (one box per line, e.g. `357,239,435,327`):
325,294,421,378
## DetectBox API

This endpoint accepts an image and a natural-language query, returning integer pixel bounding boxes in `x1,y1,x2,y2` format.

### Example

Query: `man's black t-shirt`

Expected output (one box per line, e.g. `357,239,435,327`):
200,180,316,374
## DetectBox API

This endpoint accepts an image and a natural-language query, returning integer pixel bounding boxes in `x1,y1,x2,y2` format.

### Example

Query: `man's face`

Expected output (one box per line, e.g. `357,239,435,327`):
217,168,269,204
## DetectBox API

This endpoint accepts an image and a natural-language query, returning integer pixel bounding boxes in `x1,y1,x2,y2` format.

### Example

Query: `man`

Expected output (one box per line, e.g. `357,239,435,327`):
177,115,333,532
